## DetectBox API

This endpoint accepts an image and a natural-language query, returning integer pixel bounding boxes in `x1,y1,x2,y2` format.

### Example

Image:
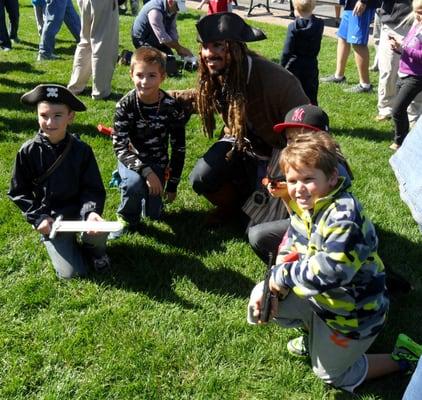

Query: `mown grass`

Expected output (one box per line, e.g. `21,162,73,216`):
0,2,421,399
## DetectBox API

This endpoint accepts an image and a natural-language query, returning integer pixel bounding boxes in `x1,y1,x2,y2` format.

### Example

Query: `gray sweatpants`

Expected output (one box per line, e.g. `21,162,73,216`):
248,283,377,392
43,232,107,279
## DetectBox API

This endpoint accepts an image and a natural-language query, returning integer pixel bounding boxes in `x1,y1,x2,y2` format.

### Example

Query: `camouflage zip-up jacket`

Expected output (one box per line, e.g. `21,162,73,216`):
112,89,186,193
273,179,389,339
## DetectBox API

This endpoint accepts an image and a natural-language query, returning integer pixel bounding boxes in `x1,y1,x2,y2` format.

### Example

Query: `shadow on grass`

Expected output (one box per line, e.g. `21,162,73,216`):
332,126,388,144
376,225,421,290
0,61,41,74
90,209,254,305
17,39,39,50
94,243,254,306
331,372,410,400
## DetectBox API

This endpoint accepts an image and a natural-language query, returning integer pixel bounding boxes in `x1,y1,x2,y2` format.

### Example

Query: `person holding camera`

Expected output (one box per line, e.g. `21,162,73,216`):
131,0,193,58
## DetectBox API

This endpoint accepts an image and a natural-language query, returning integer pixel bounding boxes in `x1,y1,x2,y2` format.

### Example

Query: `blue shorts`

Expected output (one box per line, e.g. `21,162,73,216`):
337,9,375,45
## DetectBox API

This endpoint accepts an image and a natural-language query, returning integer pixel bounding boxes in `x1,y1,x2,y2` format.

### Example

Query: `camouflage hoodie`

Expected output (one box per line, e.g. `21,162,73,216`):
272,178,389,340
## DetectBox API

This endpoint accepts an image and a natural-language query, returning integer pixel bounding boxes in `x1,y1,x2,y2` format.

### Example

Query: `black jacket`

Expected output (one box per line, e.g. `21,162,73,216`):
281,15,324,70
8,132,106,228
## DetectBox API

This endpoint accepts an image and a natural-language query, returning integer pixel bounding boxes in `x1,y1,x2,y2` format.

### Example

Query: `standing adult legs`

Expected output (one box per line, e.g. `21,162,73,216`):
392,76,422,146
352,43,370,85
377,25,401,118
39,0,67,58
90,0,119,99
4,0,19,41
63,0,81,42
335,37,351,78
68,0,92,95
0,1,11,49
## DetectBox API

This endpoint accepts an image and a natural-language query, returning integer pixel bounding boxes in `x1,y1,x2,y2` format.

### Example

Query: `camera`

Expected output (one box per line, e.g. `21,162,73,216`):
182,55,198,72
252,190,269,206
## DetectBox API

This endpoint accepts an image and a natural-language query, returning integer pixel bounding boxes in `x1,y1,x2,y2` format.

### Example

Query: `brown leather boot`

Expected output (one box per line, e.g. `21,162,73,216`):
203,183,240,227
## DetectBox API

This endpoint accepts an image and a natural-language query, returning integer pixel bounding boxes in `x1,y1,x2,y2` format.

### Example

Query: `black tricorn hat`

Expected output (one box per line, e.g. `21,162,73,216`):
196,12,266,43
21,84,86,111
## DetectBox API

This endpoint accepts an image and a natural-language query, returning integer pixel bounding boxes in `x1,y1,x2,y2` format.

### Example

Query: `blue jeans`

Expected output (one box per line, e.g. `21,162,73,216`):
403,357,422,400
39,0,80,57
117,161,164,225
43,231,107,279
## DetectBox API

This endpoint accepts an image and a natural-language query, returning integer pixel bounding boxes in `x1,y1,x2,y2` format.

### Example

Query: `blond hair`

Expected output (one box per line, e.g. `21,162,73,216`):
130,47,166,75
280,130,338,178
293,0,316,14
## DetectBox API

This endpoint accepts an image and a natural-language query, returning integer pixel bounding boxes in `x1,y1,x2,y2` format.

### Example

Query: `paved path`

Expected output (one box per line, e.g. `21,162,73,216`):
186,0,341,39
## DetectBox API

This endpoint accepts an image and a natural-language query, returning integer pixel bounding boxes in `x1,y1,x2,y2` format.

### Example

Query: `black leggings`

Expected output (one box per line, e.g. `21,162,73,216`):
392,75,422,145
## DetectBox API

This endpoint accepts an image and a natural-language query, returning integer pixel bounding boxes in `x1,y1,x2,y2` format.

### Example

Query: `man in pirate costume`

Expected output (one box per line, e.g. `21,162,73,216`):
173,12,309,226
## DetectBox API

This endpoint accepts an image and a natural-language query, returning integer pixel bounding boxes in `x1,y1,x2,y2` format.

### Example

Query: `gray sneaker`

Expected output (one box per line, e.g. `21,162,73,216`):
344,84,373,93
320,75,346,84
37,53,60,61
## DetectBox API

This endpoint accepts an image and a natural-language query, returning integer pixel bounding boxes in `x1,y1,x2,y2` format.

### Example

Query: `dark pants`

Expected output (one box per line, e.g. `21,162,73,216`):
286,63,319,106
0,0,19,49
189,139,259,207
392,75,422,145
247,218,290,263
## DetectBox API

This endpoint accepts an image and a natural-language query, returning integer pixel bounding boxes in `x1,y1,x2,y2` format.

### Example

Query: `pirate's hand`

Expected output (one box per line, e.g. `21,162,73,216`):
268,181,289,200
146,171,163,196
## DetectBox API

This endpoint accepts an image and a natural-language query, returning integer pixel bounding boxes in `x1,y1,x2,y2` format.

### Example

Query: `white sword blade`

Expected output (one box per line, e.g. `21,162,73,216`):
55,221,123,233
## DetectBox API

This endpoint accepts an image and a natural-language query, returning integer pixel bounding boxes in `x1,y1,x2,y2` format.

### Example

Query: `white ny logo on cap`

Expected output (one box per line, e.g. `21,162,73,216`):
46,87,59,98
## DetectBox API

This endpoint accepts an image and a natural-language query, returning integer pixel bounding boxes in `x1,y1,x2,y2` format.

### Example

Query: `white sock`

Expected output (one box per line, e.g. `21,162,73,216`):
360,82,371,89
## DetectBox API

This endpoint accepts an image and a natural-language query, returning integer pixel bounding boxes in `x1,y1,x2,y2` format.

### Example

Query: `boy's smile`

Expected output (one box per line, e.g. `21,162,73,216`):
37,102,74,144
285,164,338,210
131,61,165,103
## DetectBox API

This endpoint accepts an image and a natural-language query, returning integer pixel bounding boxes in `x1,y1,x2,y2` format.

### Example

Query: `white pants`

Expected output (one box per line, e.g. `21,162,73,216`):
377,24,422,122
68,0,119,99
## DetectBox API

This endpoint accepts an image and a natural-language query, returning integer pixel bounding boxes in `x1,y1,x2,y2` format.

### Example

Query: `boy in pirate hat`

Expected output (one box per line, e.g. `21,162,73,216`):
8,84,110,279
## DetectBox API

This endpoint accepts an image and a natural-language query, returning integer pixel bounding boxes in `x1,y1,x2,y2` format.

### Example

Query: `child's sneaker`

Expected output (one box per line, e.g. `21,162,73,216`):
92,254,111,274
392,334,422,373
287,335,309,357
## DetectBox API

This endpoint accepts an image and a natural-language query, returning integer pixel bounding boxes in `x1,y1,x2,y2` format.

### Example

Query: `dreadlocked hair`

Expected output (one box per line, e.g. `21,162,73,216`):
197,41,250,150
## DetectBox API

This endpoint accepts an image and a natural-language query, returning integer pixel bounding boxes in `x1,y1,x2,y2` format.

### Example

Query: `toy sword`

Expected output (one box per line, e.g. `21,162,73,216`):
49,215,123,239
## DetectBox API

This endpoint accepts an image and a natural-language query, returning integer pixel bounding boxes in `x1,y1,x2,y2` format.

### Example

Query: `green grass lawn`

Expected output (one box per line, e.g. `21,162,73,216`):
0,3,421,399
